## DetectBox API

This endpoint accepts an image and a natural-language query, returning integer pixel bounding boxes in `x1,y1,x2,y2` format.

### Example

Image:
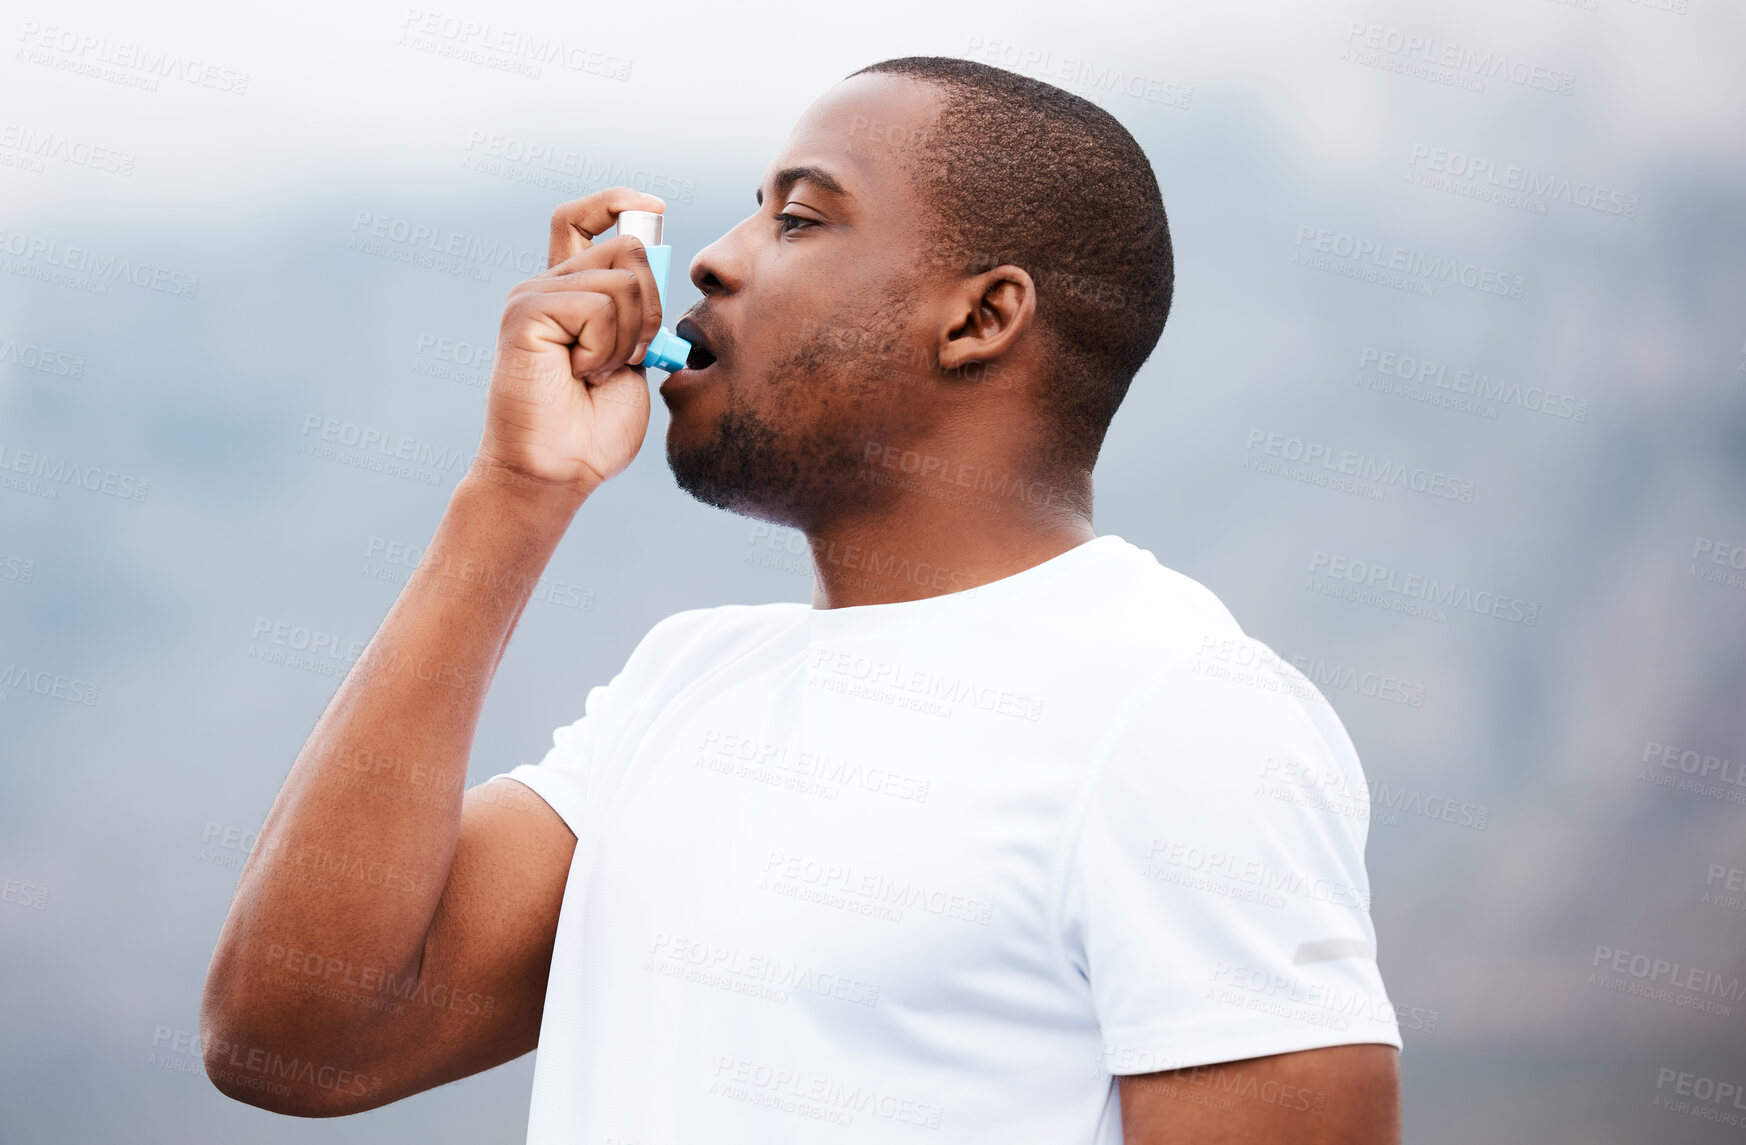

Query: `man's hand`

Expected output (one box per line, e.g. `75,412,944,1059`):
1118,1044,1400,1144
478,188,669,496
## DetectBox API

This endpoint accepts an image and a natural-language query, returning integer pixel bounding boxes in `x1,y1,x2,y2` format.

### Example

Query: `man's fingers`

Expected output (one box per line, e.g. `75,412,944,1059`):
536,237,664,357
597,237,664,353
546,187,667,269
512,263,649,372
503,289,619,381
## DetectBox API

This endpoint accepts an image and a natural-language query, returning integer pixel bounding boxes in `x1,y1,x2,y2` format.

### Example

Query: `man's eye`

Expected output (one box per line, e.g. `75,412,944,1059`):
774,212,816,233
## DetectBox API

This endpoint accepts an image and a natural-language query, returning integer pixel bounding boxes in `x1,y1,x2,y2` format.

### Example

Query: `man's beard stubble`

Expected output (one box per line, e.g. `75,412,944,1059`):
665,320,913,531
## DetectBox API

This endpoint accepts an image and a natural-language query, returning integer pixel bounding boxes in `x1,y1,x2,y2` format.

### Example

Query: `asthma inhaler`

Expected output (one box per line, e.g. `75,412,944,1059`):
615,210,692,373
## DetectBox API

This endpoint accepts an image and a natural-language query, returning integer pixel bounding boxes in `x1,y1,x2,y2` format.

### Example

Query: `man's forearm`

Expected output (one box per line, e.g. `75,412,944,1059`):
202,464,588,1069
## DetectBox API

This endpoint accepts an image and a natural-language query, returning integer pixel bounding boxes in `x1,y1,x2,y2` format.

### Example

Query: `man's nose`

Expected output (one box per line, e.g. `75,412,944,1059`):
689,216,755,296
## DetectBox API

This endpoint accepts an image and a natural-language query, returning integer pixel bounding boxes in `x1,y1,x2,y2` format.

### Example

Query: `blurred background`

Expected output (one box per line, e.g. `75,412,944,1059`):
2,0,1743,1141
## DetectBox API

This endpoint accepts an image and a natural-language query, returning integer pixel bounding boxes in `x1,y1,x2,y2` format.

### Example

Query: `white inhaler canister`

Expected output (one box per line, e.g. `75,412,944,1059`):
615,210,692,372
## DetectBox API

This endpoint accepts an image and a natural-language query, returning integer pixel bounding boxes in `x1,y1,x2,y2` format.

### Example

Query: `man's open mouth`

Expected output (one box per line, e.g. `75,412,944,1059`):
675,318,717,370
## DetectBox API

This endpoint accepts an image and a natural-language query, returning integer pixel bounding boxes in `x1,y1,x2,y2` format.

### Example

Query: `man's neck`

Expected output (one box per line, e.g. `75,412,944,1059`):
803,475,1097,609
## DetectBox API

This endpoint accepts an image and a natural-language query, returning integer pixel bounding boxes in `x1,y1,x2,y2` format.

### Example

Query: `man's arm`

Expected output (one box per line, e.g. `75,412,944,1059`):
1118,1044,1400,1144
199,187,668,1116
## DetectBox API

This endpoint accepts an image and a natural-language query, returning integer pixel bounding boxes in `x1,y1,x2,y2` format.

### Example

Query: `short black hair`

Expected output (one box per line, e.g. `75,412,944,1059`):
848,56,1174,472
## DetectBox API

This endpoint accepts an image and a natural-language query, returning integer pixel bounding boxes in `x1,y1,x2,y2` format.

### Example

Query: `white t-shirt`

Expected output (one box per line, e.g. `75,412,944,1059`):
495,534,1401,1144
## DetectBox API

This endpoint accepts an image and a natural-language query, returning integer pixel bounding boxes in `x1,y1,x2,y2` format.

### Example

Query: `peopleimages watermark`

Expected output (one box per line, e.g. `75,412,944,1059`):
743,522,812,580
361,535,595,611
247,616,367,680
1242,428,1476,504
0,662,99,706
1292,225,1525,300
1589,943,1743,1016
759,850,994,928
409,331,493,390
0,442,150,502
0,332,85,380
1256,757,1490,832
962,36,1191,109
859,440,1075,516
1642,741,1746,787
252,835,428,897
314,737,466,808
1405,143,1638,220
1143,837,1372,912
1700,863,1746,915
246,616,484,694
0,226,199,298
747,523,986,600
145,1025,217,1079
1653,1066,1746,1128
647,931,882,1008
14,21,250,95
920,241,1137,316
397,7,630,81
1096,1043,1186,1074
708,1051,945,1129
695,728,932,805
0,553,36,585
1288,651,1426,709
197,821,261,871
1638,740,1746,807
1340,22,1575,96
1189,635,1429,713
148,1025,383,1101
1186,636,1330,710
347,210,545,282
298,413,473,486
744,522,969,595
461,129,694,202
2,874,49,910
1689,536,1746,592
1126,1061,1330,1118
0,122,136,176
806,646,1043,723
1305,550,1540,627
794,317,1017,391
1354,344,1590,424
1208,962,1439,1035
266,942,495,1020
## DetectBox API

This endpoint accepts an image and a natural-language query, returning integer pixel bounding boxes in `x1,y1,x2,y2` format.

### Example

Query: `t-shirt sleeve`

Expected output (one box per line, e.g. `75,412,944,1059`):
492,677,615,836
1062,645,1406,1075
485,607,721,835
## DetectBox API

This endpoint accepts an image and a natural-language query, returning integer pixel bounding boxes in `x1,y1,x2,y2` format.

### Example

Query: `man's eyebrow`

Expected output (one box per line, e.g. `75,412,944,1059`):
755,165,850,206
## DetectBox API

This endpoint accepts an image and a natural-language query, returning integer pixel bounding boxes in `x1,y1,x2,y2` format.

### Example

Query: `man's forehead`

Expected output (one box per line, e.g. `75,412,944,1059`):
756,74,943,204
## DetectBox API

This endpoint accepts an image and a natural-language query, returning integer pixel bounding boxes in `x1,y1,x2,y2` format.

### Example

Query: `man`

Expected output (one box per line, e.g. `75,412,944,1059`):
202,57,1403,1143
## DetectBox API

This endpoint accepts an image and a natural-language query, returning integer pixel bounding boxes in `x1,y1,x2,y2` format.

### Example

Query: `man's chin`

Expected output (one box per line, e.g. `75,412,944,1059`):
664,406,784,519
660,352,896,527
665,453,742,514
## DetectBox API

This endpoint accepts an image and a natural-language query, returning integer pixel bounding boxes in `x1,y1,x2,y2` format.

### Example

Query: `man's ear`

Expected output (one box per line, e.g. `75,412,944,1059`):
936,265,1036,373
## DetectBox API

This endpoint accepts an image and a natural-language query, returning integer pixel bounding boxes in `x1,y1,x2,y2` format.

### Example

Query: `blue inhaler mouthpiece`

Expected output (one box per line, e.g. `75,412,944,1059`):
616,210,692,373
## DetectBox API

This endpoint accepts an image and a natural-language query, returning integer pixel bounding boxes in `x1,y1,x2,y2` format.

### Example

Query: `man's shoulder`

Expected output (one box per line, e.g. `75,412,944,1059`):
624,600,810,670
1061,538,1342,743
1049,535,1249,656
